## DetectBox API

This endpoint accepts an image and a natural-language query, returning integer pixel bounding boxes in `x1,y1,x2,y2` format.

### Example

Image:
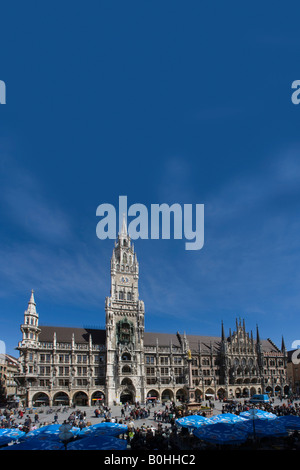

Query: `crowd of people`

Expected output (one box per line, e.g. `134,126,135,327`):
1,396,300,450
220,396,300,417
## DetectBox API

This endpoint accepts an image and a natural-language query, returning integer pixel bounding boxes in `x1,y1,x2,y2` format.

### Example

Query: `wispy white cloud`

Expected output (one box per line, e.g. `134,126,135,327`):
0,241,109,307
139,145,300,340
0,156,71,243
0,154,110,309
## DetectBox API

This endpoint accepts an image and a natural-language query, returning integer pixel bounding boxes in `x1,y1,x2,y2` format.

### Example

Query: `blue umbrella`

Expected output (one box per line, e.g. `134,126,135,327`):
208,413,247,424
236,419,287,438
176,415,212,429
0,429,26,447
240,410,277,420
78,422,128,437
1,435,65,450
193,422,248,445
277,415,300,430
23,423,80,439
66,435,128,450
0,428,25,437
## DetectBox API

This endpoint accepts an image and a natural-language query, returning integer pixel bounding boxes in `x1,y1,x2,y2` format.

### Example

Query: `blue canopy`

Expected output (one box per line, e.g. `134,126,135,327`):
0,429,26,447
240,410,277,420
277,415,300,430
236,419,288,437
208,413,246,424
78,422,128,437
175,415,212,428
1,435,65,450
23,423,80,439
67,435,128,450
193,422,248,445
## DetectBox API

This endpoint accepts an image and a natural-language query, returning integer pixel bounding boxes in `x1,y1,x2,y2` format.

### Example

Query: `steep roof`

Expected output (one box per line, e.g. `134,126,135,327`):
186,335,221,354
261,339,281,353
144,331,281,355
38,326,281,354
39,326,106,345
144,332,181,347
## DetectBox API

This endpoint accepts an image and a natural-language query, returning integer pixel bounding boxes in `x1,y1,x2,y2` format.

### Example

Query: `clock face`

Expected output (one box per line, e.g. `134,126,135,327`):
120,276,129,283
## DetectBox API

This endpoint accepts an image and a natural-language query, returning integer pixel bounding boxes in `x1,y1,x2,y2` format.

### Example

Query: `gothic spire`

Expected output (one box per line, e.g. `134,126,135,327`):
120,213,127,236
256,324,261,344
281,335,286,352
221,321,225,341
27,289,37,315
29,289,36,305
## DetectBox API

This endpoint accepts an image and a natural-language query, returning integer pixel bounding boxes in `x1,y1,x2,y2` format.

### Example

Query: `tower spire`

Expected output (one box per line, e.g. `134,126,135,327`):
221,321,225,341
120,213,127,236
29,289,35,303
27,289,37,315
281,335,286,353
256,324,261,344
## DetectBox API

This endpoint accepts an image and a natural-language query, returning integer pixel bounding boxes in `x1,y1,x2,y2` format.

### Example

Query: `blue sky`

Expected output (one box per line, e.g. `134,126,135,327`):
1,1,300,356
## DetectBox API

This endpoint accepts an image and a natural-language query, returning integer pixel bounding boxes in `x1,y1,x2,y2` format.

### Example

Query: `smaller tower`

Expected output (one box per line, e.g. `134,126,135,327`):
20,290,41,348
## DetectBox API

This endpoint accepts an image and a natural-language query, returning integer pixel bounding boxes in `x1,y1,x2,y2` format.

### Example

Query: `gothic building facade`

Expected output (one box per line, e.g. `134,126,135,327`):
15,221,289,407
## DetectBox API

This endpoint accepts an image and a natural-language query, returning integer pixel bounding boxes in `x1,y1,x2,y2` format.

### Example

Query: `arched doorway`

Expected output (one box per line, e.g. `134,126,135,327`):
161,389,174,403
274,386,282,396
146,390,159,402
53,392,69,407
265,386,273,396
217,388,226,400
91,391,105,406
195,389,202,402
120,389,134,404
176,388,187,402
73,391,88,406
205,388,215,400
32,392,50,407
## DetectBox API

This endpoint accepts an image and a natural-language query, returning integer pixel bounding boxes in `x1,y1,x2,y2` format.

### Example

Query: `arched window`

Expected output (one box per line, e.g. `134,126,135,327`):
122,365,131,374
122,353,131,361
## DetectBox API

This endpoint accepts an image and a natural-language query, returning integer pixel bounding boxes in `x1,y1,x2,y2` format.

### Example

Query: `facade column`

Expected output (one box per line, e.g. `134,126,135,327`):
186,350,195,403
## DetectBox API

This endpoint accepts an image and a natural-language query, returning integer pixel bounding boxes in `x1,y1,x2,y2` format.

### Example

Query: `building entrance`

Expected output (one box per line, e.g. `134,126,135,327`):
120,391,134,404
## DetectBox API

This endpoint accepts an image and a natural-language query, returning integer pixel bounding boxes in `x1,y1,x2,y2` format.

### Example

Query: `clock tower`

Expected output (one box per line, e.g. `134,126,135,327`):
105,215,145,405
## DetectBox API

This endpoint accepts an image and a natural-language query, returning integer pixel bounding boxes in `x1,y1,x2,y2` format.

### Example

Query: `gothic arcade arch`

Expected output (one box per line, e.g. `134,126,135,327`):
146,389,159,400
72,391,88,406
161,389,174,402
32,392,50,407
176,388,187,402
91,390,105,406
53,391,70,406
